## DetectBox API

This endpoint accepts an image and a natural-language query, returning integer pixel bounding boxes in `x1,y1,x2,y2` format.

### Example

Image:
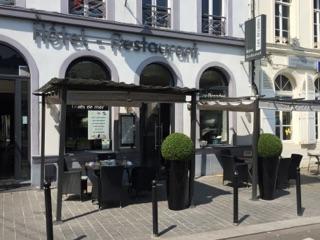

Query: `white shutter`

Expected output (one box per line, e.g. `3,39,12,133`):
299,112,316,144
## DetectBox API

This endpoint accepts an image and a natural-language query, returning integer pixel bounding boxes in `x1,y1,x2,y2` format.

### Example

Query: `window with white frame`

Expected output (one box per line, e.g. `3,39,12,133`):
275,0,290,44
69,0,105,18
0,0,14,5
274,75,293,140
314,0,320,47
142,0,171,28
315,78,320,139
201,0,225,35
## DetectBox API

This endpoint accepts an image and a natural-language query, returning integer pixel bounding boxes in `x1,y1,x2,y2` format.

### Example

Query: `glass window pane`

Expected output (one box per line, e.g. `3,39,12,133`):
0,44,28,75
212,0,222,16
66,57,111,80
69,0,84,15
202,0,209,15
275,5,280,16
275,111,280,125
157,0,167,7
282,5,289,17
283,126,292,140
200,110,225,144
275,29,280,37
276,127,281,138
282,111,292,125
275,17,280,29
66,105,110,151
282,30,289,38
282,18,288,31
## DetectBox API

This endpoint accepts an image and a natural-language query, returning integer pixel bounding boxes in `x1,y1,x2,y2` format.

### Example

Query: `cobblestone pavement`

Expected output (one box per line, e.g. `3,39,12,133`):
1,171,320,240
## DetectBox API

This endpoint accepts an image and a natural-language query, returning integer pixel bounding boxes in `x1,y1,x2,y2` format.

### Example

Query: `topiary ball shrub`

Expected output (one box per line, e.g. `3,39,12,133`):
258,133,282,159
161,133,194,161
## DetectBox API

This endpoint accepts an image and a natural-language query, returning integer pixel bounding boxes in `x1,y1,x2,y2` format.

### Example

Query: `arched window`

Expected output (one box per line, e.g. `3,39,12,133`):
199,68,228,144
65,57,111,152
274,74,293,140
0,44,28,75
66,57,111,80
140,63,174,86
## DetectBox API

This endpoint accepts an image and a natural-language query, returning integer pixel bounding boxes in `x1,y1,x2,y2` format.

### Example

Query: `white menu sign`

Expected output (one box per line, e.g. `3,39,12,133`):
88,110,109,140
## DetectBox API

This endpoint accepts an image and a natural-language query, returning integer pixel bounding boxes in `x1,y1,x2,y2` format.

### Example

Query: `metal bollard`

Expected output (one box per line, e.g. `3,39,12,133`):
152,180,159,237
233,169,239,225
44,181,54,240
296,168,302,216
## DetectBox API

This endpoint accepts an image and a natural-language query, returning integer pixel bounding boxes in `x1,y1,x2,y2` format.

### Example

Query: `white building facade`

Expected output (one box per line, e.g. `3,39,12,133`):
255,0,320,164
0,0,253,185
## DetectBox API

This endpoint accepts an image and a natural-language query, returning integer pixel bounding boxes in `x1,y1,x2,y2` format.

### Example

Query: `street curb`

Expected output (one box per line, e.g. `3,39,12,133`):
165,216,320,240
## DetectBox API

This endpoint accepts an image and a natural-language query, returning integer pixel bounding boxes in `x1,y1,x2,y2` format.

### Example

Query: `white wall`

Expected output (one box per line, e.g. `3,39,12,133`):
26,0,61,13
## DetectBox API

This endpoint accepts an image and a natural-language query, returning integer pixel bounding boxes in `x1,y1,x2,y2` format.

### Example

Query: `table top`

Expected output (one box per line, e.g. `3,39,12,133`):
85,160,133,170
307,152,320,157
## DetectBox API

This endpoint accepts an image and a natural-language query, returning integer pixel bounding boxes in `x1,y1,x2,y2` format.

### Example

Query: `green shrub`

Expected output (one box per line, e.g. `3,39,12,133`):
161,133,194,161
258,133,282,159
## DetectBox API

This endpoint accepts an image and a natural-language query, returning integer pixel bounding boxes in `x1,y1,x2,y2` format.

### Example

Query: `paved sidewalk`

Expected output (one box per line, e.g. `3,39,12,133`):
1,171,320,240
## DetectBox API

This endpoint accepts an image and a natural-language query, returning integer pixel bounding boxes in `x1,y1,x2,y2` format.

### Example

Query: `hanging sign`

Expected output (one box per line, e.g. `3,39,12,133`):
88,110,109,140
245,15,266,61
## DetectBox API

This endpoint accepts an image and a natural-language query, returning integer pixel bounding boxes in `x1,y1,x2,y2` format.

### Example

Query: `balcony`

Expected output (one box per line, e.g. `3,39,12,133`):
69,0,105,18
0,0,14,5
143,4,171,28
202,15,226,36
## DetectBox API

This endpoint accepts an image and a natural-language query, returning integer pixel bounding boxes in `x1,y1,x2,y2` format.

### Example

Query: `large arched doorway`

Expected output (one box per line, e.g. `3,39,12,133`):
65,57,112,152
0,43,30,180
199,67,228,144
140,63,174,168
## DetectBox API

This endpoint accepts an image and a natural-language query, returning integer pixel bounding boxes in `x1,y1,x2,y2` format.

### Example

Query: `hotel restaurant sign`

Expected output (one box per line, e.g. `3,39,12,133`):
33,22,199,59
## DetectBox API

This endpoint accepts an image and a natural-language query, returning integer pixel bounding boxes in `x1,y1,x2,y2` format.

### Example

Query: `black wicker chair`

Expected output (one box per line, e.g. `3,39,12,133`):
288,154,303,181
98,165,124,209
130,166,157,196
62,159,85,201
221,154,249,186
276,157,291,189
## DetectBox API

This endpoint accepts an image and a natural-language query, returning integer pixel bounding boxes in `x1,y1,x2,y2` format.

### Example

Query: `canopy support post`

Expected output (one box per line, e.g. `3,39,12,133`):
251,98,260,200
189,93,197,207
56,87,67,222
40,94,46,189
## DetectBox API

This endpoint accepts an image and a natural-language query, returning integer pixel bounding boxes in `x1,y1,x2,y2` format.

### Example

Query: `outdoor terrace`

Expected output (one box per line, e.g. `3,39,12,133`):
1,170,320,240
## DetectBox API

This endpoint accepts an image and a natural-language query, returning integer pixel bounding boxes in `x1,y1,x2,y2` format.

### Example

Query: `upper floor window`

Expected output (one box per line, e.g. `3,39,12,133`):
202,0,225,35
314,0,320,47
142,0,171,28
275,0,290,44
69,0,105,18
0,0,14,5
315,78,320,139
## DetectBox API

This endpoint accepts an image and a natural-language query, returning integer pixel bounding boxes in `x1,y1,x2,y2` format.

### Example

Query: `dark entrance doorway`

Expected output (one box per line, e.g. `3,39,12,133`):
140,63,174,168
0,43,30,180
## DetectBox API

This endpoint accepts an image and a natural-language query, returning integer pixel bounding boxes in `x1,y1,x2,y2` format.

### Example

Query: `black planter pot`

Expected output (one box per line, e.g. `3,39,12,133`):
258,157,280,200
167,160,190,210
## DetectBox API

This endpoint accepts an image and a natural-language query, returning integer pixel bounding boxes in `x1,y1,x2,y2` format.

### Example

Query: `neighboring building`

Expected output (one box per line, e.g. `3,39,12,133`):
255,0,320,164
0,0,252,185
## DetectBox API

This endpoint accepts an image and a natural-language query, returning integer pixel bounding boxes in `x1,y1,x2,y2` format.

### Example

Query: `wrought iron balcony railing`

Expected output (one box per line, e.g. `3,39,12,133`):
202,14,226,36
143,4,171,28
0,0,14,5
69,0,105,18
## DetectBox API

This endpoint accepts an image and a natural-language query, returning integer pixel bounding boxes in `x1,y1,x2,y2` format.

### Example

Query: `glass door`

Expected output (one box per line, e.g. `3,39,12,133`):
0,80,15,179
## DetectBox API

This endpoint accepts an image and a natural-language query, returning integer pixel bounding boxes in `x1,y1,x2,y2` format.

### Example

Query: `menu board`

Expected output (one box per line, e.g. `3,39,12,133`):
88,110,109,140
120,115,135,146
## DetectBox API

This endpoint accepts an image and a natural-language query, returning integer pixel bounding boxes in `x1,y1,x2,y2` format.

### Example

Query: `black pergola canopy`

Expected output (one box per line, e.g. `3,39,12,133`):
34,78,198,96
33,77,198,222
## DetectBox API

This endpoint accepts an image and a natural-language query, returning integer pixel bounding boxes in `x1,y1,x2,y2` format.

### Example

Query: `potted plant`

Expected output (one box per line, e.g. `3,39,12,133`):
161,133,194,210
257,133,282,200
